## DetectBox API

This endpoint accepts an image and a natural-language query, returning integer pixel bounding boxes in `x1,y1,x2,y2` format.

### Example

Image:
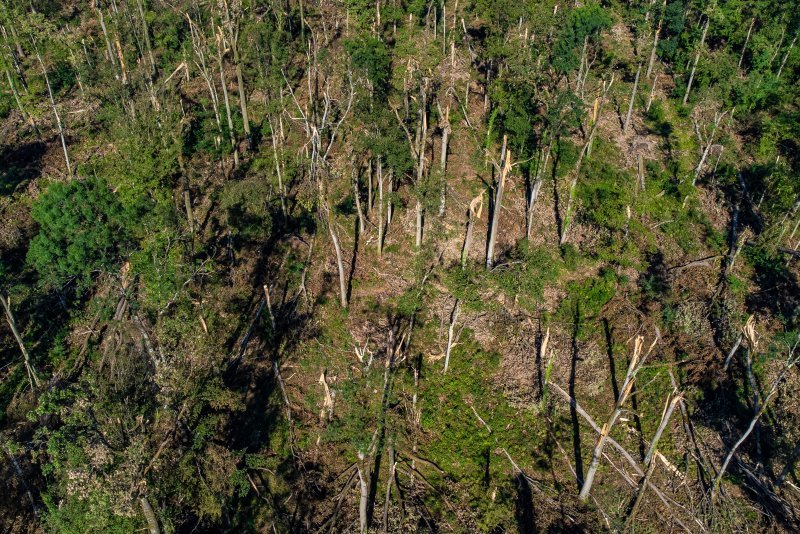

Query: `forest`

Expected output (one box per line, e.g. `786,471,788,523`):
0,0,799,532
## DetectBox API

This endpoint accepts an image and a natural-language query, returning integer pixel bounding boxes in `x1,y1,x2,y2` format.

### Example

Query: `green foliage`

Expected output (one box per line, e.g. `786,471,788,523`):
42,492,141,534
576,155,634,233
27,177,129,291
489,243,561,312
346,35,391,95
219,177,274,242
558,267,618,329
551,3,613,74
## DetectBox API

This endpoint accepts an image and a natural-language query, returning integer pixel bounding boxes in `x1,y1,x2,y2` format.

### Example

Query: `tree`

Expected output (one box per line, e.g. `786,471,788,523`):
27,176,129,291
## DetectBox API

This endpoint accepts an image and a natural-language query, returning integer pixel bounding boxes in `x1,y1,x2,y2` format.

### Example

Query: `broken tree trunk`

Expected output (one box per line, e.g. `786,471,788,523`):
443,299,460,373
462,193,483,269
579,334,657,501
35,46,71,177
486,135,511,269
738,18,755,69
140,496,161,534
683,17,709,105
437,100,451,217
377,158,385,256
561,75,614,245
624,62,642,133
353,161,366,235
646,0,666,78
0,293,40,388
216,28,239,167
711,334,800,502
527,141,551,240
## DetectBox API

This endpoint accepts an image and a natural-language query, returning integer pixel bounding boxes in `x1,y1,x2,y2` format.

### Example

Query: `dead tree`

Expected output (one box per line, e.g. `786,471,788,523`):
186,13,223,147
486,135,511,269
683,16,709,105
527,140,552,240
561,75,614,245
711,331,800,502
394,77,430,248
623,390,681,530
623,62,642,133
0,293,40,389
777,33,798,79
738,18,755,69
646,0,667,78
436,97,451,217
377,157,385,255
692,107,729,186
352,155,366,235
579,333,659,501
34,41,71,177
219,0,251,147
443,299,460,373
215,26,239,166
267,116,287,216
284,42,355,308
462,193,483,268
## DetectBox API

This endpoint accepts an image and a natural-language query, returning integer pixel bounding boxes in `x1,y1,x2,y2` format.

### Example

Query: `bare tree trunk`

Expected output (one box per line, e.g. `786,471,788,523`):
738,18,755,69
646,0,666,78
216,29,239,167
579,335,655,501
711,336,799,502
377,158,384,256
35,47,71,177
0,293,40,389
624,62,642,133
777,34,798,79
4,67,33,130
443,300,460,373
357,457,369,533
415,99,428,248
232,41,251,146
328,212,348,309
95,5,119,76
437,101,451,217
387,170,394,226
353,164,366,234
646,73,659,112
527,142,551,240
140,497,161,534
268,117,286,216
381,444,396,533
486,135,510,269
136,0,156,77
562,76,614,245
683,18,709,105
367,158,373,213
693,109,728,185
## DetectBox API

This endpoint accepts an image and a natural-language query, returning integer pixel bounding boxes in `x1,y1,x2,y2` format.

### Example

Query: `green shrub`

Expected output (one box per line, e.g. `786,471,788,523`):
27,177,129,291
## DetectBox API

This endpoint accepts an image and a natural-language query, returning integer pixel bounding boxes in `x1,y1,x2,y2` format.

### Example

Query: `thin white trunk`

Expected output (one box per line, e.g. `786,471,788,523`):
562,76,614,245
36,49,71,177
527,143,550,239
738,18,755,68
624,62,642,132
443,300,460,373
0,294,40,388
777,34,797,79
579,335,655,501
487,136,510,269
683,18,709,105
377,158,384,255
646,0,666,78
216,30,238,166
